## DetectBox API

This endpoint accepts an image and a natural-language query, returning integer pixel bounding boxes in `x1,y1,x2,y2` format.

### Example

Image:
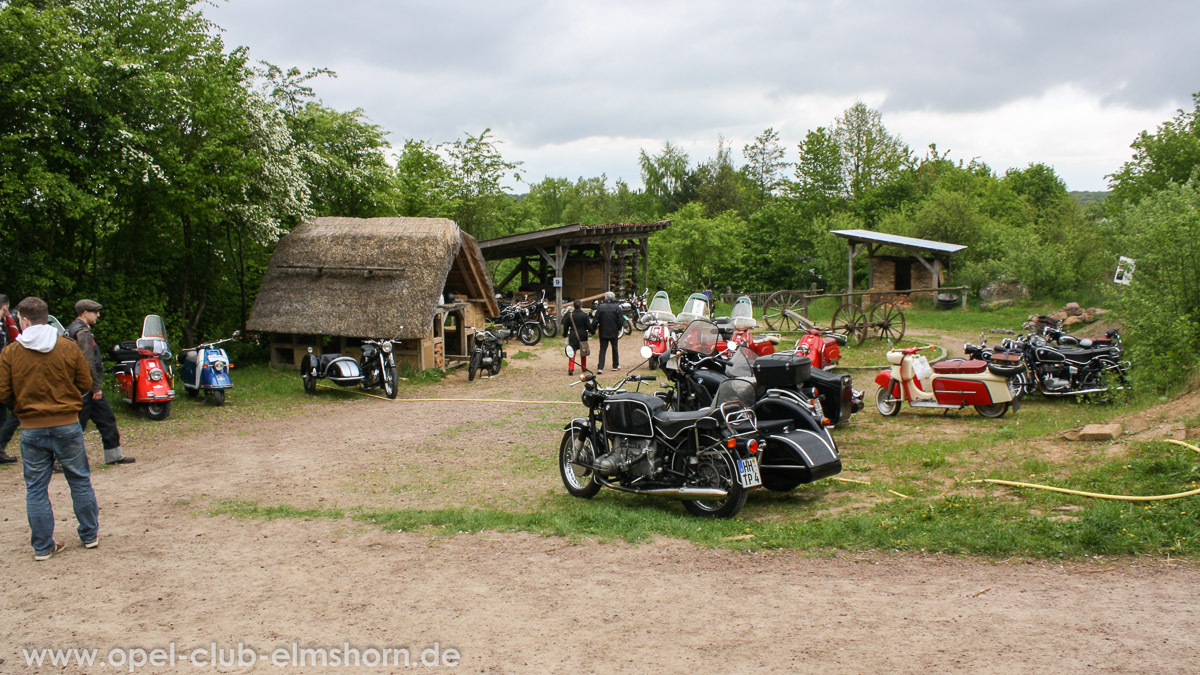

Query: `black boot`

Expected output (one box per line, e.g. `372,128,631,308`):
0,450,18,464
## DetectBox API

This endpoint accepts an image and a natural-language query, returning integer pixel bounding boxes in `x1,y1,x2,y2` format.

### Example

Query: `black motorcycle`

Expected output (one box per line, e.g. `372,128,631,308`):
995,329,1129,397
490,302,542,346
560,367,765,518
659,320,862,430
526,291,558,339
466,325,506,381
300,329,402,399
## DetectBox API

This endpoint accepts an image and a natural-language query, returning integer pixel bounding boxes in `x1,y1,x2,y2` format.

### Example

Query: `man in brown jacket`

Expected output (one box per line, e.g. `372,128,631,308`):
0,297,98,561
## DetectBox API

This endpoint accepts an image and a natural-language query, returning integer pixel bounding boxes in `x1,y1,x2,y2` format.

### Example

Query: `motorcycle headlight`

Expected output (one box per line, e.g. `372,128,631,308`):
213,361,227,372
382,341,393,354
148,368,164,382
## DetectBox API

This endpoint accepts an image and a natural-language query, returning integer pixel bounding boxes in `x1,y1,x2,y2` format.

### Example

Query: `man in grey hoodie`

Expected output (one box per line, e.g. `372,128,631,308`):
0,297,98,560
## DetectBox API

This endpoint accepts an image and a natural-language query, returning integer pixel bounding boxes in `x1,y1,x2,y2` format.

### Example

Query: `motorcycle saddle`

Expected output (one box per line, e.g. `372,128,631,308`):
931,359,988,375
653,407,722,438
1055,348,1108,363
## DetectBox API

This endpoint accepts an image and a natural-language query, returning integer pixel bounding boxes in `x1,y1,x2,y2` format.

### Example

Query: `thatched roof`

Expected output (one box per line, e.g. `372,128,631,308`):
248,217,496,339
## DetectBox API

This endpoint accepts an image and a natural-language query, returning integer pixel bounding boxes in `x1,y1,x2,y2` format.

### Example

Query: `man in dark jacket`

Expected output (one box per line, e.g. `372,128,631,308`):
592,291,624,372
66,299,133,465
0,296,98,560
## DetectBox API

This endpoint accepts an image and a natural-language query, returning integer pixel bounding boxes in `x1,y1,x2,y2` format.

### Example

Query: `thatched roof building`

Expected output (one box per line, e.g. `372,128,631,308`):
249,217,497,370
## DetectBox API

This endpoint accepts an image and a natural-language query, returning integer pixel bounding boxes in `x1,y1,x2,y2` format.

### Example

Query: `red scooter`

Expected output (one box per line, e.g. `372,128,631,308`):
110,315,176,421
793,329,847,370
643,291,678,366
874,345,1022,419
715,296,777,357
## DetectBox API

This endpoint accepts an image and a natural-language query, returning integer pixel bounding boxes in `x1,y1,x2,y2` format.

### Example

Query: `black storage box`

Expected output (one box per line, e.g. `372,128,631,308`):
805,367,853,426
753,353,811,389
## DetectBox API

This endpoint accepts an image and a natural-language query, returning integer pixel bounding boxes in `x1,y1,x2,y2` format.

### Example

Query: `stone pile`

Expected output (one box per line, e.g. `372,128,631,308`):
1025,303,1109,332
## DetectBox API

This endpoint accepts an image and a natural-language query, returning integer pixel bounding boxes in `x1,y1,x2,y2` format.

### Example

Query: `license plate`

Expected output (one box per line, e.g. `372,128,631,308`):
736,456,762,488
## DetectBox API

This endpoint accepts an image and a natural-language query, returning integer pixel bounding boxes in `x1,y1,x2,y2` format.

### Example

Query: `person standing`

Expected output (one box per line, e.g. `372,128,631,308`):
65,299,133,465
561,299,591,376
0,296,98,560
0,295,19,463
593,291,624,372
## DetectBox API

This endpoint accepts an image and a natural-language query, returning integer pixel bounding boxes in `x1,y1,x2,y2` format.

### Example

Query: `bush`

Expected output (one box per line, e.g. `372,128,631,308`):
1110,182,1200,392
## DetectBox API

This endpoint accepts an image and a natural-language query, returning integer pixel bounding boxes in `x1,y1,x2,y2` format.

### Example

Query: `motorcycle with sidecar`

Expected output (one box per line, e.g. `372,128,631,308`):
300,329,403,399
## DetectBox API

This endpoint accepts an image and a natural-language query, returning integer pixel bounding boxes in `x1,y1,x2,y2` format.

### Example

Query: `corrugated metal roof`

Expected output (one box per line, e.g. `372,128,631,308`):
830,229,967,254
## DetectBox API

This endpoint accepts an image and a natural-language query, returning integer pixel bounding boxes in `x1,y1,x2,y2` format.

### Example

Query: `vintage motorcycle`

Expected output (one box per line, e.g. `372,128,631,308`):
526,290,559,339
793,328,847,370
300,329,402,399
626,288,650,331
559,365,767,518
178,330,239,405
466,325,506,381
875,345,1024,418
490,302,542,346
109,315,175,421
1002,330,1129,398
642,290,677,367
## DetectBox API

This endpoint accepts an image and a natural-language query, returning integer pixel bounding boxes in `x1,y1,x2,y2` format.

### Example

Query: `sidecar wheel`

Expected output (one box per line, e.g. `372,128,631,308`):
143,401,171,421
302,371,317,394
209,389,226,406
518,322,542,346
974,402,1009,418
559,429,602,498
683,451,746,518
875,386,901,417
383,365,398,399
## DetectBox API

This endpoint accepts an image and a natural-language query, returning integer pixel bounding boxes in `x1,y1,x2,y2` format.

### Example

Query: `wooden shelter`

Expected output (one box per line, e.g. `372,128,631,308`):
479,221,670,310
830,229,967,301
248,217,498,371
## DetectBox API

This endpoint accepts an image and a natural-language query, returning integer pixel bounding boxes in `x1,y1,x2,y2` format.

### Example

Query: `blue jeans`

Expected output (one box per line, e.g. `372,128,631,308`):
22,424,98,555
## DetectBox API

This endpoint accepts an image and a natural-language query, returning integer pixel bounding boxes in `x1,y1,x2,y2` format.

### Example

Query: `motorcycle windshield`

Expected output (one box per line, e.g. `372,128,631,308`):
141,315,168,341
677,293,710,322
730,296,756,329
726,346,757,379
676,320,719,356
647,291,675,322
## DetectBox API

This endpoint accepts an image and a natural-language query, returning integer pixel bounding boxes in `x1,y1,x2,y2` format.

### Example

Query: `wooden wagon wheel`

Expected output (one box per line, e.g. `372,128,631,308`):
870,301,906,342
762,290,816,332
831,302,868,346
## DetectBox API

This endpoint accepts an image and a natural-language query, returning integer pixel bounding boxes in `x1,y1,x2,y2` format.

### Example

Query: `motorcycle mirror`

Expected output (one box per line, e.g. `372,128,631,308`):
565,344,575,358
232,330,241,338
640,345,654,359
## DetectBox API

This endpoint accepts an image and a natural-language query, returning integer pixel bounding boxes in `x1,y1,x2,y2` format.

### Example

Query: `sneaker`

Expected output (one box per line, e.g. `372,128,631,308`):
34,541,65,561
106,456,136,465
83,538,99,549
612,367,620,371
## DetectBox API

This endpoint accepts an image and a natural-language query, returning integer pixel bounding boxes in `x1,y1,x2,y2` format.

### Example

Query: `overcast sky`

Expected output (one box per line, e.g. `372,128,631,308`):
204,1,1198,193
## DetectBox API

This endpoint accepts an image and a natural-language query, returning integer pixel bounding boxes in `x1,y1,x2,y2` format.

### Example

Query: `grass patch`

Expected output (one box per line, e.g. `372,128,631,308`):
509,350,535,360
210,499,346,520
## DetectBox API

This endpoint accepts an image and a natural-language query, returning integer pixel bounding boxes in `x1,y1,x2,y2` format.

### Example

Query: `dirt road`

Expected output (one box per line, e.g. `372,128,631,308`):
2,338,1197,673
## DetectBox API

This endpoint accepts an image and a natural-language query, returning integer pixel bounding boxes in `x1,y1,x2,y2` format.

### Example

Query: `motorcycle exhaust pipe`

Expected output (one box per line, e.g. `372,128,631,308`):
596,478,728,500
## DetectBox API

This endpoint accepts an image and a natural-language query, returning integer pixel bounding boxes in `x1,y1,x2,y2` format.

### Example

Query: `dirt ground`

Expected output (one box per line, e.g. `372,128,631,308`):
2,336,1198,673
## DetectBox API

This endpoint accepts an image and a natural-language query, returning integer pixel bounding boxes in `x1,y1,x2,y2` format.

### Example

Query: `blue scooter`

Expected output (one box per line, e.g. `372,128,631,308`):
178,331,239,406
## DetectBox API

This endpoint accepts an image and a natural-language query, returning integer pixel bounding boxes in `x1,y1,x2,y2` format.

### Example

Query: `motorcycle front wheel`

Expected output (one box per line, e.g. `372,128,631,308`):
559,428,602,498
540,312,558,338
633,313,650,331
143,401,172,421
518,321,542,346
383,365,398,399
468,350,482,382
208,389,226,406
302,370,317,394
683,450,747,518
875,385,901,416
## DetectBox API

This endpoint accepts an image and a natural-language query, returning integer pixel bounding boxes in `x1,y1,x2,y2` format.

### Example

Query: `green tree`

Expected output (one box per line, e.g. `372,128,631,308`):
648,203,745,297
834,101,911,201
394,139,454,218
444,128,524,240
742,127,788,205
693,136,743,217
639,141,693,215
791,126,845,213
1107,92,1200,211
283,102,396,218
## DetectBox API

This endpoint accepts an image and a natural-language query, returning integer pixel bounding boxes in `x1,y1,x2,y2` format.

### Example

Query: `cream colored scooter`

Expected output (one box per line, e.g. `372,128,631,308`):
874,345,1022,418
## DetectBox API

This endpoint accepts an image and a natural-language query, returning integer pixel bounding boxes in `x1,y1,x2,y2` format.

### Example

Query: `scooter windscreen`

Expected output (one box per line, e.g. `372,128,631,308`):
730,296,756,330
675,320,719,356
725,346,757,379
137,314,170,355
647,291,675,322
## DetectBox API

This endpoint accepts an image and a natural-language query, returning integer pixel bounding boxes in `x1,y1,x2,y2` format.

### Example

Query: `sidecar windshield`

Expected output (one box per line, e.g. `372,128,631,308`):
677,293,710,323
730,296,756,330
647,291,674,322
713,378,756,408
141,315,167,340
675,320,719,356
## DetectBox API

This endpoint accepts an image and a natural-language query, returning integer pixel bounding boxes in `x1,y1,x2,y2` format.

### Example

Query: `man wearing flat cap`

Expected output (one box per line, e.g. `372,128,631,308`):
66,299,134,465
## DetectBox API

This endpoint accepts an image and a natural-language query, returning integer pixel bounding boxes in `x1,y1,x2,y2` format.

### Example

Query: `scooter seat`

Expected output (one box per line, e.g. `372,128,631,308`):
931,359,988,375
181,349,199,364
653,408,720,438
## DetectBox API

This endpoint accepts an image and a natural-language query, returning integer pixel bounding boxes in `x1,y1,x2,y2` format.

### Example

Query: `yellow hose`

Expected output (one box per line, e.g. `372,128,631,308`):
972,439,1200,501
